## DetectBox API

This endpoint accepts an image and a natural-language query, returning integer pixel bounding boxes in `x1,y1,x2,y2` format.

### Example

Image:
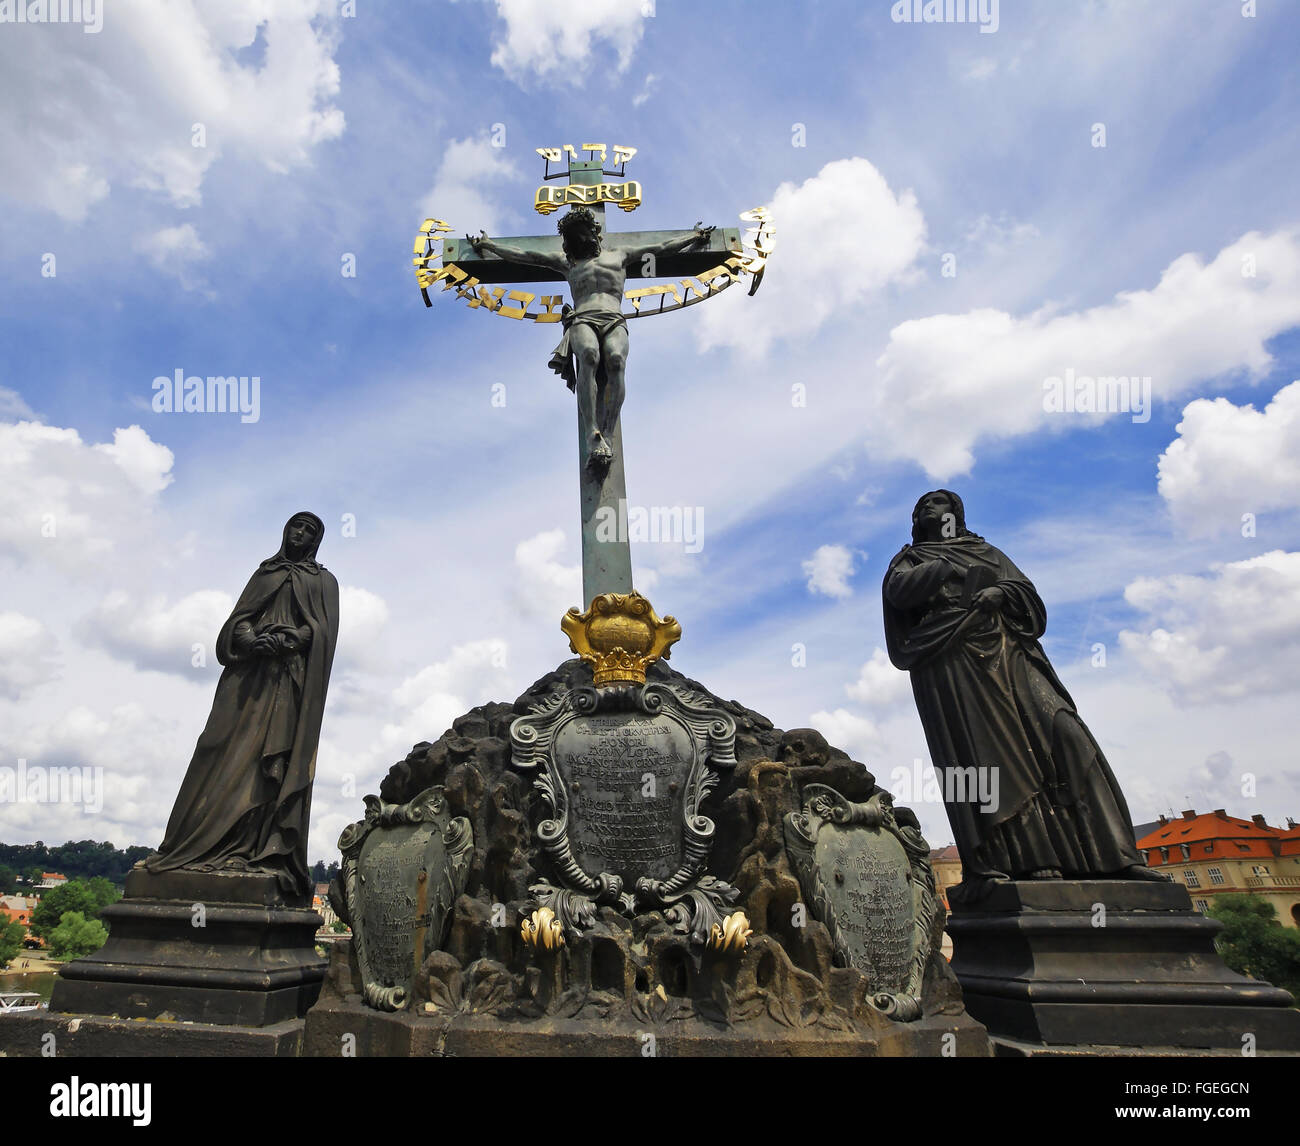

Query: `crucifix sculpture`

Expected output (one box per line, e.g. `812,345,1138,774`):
414,143,772,625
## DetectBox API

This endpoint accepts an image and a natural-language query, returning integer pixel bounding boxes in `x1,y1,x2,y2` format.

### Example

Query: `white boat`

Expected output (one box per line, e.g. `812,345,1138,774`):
0,991,44,1013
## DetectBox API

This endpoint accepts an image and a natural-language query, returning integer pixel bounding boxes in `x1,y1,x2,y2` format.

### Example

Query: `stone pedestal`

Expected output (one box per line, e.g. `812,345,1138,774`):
947,880,1300,1054
48,869,327,1027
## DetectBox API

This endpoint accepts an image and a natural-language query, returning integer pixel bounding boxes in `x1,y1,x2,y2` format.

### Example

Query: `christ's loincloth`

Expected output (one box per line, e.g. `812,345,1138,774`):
548,307,628,392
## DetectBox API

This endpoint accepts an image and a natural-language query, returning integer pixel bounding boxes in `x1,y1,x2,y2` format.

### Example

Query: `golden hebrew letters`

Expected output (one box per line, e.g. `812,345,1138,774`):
535,144,636,167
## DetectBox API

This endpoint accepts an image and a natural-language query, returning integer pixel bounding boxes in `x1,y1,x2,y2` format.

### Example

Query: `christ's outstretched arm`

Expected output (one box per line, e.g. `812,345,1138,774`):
622,224,715,270
466,232,568,275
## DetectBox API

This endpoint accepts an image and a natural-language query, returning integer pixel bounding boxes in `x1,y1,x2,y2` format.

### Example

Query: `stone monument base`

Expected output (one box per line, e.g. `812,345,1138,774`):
302,941,991,1057
0,1011,307,1057
947,879,1300,1054
47,868,327,1028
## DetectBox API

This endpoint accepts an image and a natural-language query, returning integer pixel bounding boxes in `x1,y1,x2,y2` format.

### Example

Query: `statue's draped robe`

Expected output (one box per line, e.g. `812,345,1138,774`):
147,537,339,897
883,535,1141,879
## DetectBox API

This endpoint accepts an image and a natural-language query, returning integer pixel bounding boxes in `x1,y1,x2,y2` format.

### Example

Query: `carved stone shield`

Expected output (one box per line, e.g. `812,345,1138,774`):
553,708,693,887
334,787,473,1011
511,681,739,945
784,784,936,1021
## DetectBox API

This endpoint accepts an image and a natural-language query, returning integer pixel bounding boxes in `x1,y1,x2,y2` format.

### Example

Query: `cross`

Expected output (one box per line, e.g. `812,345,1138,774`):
436,151,742,608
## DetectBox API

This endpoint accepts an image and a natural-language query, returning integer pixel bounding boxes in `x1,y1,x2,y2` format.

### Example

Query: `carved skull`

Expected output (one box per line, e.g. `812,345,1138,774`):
778,728,830,769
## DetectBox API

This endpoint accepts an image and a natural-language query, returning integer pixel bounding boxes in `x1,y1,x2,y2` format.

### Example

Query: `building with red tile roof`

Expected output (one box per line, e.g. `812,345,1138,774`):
1136,809,1300,927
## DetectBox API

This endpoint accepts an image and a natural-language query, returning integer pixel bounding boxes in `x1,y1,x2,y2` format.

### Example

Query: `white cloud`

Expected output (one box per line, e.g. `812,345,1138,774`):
419,135,519,237
963,211,1039,256
79,589,234,676
963,57,998,81
135,223,211,290
335,585,391,672
0,388,37,420
0,419,174,570
0,0,344,223
697,157,927,355
92,425,176,495
0,613,60,699
382,639,512,755
845,647,911,709
488,0,647,82
1119,550,1300,705
514,529,581,619
632,72,658,107
802,544,857,600
808,708,882,762
872,229,1300,478
0,699,196,844
1157,381,1300,534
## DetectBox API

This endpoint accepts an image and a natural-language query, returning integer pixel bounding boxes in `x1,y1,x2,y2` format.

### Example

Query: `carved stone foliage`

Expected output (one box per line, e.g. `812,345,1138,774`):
510,680,738,946
784,784,937,1021
332,787,473,1011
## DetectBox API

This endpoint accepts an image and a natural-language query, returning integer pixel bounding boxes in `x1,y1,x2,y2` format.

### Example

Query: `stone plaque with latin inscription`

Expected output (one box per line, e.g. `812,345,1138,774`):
333,787,473,1011
510,680,740,945
553,710,693,887
784,783,938,1021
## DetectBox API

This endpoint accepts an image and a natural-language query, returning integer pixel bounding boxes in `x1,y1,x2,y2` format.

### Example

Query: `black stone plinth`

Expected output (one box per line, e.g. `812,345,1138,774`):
48,869,327,1028
947,880,1300,1053
302,994,992,1058
0,1011,307,1057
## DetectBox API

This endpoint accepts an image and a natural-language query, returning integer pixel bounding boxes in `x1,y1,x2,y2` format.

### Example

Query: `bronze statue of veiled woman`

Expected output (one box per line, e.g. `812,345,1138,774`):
883,490,1165,889
145,512,339,898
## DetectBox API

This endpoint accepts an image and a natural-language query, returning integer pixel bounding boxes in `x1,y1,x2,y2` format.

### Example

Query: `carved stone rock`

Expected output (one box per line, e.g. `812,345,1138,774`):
301,659,986,1056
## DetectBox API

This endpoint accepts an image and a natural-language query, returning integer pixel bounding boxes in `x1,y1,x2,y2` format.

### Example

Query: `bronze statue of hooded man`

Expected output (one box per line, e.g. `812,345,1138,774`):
883,490,1165,889
146,512,339,898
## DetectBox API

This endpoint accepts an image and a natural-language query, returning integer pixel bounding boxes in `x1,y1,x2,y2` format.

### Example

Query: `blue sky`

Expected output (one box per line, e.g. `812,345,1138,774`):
3,0,1300,861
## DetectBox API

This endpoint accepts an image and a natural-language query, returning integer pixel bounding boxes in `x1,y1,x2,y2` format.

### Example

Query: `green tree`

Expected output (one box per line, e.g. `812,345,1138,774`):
0,915,25,968
84,876,121,912
1208,894,1300,1001
29,878,117,940
47,911,108,959
0,865,16,894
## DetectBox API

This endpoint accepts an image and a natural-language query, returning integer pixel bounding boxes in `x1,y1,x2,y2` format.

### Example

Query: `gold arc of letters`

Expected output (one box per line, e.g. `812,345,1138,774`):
413,208,774,322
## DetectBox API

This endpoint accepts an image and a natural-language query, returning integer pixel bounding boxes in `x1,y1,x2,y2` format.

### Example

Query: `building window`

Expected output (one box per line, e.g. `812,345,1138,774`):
1208,867,1225,885
1251,865,1271,877
1194,899,1210,913
1183,870,1200,888
1180,844,1191,860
